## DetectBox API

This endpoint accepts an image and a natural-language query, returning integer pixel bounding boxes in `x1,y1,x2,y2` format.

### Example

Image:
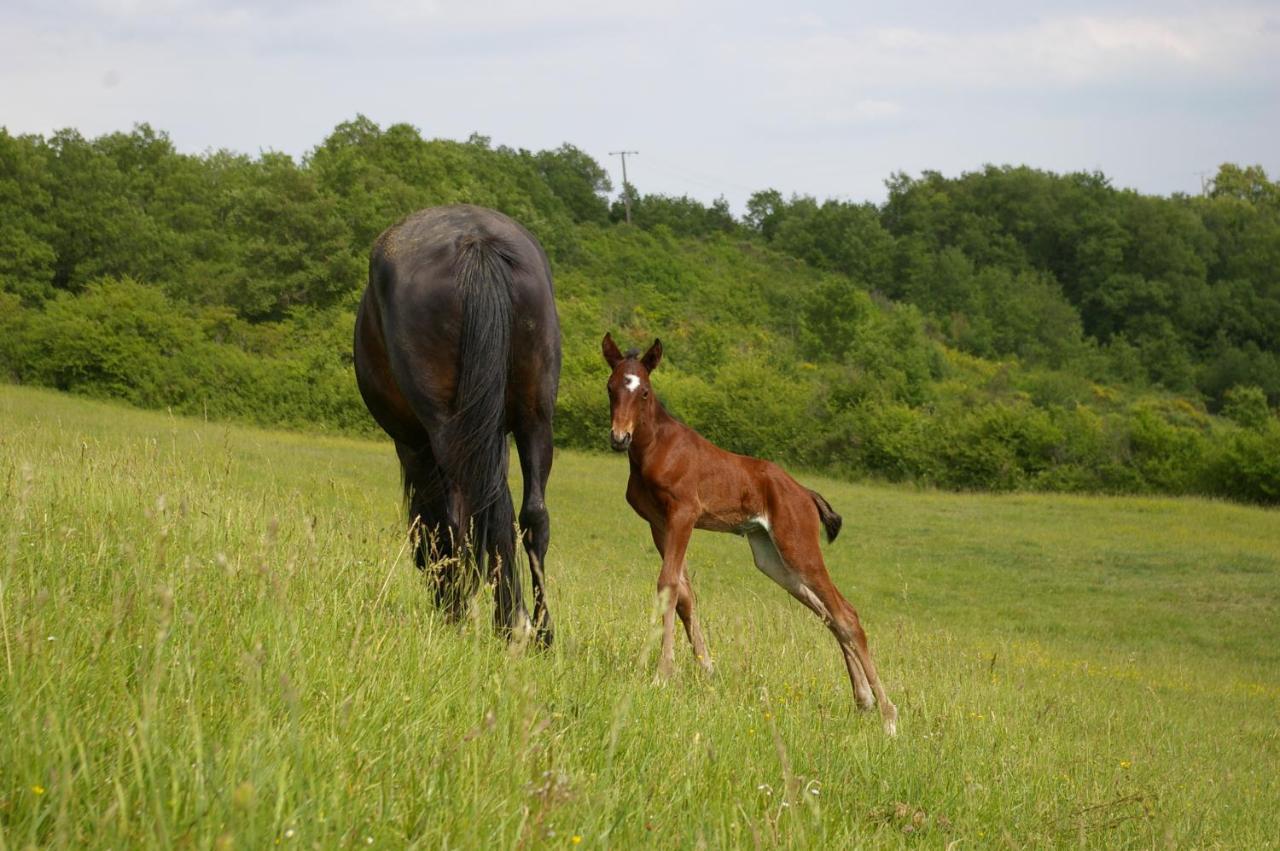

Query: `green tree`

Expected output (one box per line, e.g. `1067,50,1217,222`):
745,189,785,240
44,128,164,290
223,152,362,319
0,130,57,301
612,191,737,238
532,144,612,224
1209,163,1278,207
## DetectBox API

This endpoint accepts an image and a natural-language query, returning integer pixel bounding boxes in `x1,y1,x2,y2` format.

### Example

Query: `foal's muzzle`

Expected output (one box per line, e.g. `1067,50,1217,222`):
610,431,632,452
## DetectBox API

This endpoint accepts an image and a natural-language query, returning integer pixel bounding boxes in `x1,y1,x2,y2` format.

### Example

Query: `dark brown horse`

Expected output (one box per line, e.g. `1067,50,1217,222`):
603,333,897,735
354,206,560,644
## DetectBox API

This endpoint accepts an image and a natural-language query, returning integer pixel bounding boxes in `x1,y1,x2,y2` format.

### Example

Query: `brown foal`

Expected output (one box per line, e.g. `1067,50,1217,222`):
603,333,898,735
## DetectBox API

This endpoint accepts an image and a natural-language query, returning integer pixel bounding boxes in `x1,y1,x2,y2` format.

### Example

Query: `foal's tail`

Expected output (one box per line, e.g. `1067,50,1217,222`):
446,234,519,611
808,489,843,543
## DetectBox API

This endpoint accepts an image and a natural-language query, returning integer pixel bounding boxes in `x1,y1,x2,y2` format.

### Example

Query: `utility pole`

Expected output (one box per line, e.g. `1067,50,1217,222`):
609,150,639,224
1195,170,1213,197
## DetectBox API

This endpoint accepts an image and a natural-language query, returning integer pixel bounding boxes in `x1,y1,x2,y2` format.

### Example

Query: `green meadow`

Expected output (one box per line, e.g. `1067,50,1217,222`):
2,384,1277,848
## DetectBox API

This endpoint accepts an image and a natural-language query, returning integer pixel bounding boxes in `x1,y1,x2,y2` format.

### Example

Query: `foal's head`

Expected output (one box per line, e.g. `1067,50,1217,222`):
601,333,663,452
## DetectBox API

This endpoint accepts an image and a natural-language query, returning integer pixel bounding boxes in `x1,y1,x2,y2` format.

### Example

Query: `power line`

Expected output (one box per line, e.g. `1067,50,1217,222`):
641,155,759,195
609,150,638,224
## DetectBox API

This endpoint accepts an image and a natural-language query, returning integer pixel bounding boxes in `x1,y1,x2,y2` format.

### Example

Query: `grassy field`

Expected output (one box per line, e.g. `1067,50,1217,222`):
2,384,1278,849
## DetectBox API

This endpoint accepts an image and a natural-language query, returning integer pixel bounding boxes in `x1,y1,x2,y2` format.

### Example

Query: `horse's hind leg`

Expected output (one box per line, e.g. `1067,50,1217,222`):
515,418,554,647
748,530,897,735
492,493,531,640
395,441,464,616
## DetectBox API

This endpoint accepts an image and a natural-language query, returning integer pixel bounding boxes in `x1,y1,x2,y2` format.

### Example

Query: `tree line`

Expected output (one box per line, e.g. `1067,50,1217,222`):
1,117,1277,503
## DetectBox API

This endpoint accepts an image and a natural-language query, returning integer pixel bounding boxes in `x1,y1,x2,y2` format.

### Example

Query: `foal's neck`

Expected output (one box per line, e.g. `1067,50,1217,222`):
628,400,683,461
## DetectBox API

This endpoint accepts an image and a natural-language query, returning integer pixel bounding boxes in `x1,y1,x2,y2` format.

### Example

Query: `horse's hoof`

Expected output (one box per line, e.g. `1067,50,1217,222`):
501,613,535,650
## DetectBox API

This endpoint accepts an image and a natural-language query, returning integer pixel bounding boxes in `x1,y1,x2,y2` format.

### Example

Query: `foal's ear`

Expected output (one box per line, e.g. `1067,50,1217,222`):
641,338,663,372
602,332,624,368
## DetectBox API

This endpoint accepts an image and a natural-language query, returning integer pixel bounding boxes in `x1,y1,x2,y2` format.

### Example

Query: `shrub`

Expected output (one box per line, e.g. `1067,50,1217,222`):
1203,423,1280,504
1221,385,1273,431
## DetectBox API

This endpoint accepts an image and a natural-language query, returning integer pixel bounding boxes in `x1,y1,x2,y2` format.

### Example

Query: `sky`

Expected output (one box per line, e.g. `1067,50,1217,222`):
3,0,1278,212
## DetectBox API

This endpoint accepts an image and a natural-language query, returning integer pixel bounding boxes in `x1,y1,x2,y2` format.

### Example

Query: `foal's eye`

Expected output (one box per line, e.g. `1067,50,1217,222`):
642,389,649,399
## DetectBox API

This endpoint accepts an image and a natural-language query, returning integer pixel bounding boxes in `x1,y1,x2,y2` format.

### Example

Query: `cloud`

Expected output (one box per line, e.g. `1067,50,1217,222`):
812,100,905,129
0,1,1275,209
751,7,1275,98
63,0,683,44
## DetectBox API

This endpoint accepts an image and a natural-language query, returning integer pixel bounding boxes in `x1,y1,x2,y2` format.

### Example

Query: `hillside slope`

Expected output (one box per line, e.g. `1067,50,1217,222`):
3,386,1278,847
2,121,1279,503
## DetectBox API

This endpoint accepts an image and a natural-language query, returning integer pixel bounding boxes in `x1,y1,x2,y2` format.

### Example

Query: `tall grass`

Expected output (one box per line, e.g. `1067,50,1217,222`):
2,385,1277,848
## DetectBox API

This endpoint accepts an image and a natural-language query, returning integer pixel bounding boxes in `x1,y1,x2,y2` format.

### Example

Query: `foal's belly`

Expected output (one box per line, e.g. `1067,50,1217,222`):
698,512,769,536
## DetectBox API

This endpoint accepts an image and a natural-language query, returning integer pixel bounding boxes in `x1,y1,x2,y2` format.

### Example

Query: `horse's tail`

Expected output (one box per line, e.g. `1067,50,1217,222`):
808,488,843,544
447,234,518,614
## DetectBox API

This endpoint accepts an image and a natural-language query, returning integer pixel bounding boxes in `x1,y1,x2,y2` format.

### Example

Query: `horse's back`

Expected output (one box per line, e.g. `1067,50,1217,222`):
372,205,551,298
355,205,559,437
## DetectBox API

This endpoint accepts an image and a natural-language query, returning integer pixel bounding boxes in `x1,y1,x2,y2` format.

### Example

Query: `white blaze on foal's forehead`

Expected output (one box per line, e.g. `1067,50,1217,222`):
624,374,641,392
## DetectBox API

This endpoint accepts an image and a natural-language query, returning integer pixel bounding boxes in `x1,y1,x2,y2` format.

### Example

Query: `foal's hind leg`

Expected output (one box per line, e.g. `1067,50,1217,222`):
747,532,872,705
748,530,897,735
650,522,713,675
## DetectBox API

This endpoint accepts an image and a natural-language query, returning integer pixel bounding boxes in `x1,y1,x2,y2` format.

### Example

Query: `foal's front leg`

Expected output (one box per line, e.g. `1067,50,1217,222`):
650,521,713,676
654,513,695,682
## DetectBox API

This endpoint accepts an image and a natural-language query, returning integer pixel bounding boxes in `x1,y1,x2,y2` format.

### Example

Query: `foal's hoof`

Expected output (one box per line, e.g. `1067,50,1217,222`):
882,703,900,737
